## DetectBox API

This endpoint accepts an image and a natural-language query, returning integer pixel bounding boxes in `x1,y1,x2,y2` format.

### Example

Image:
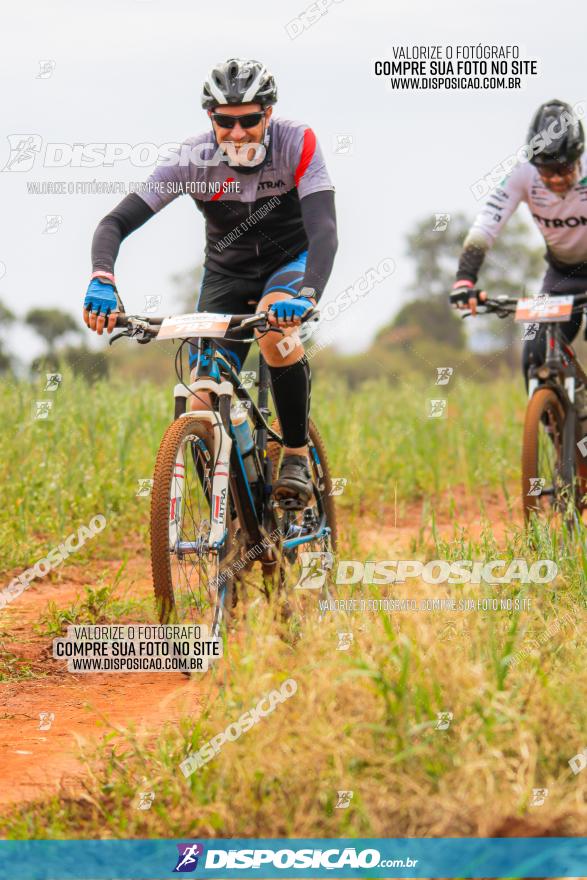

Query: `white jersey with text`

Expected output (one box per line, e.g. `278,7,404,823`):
465,154,587,268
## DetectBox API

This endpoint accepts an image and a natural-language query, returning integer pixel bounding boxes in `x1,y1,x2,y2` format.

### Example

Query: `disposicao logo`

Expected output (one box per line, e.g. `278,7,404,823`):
173,843,204,872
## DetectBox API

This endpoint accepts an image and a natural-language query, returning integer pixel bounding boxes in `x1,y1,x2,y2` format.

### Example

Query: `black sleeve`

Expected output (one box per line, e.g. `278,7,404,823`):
91,194,155,274
299,190,338,300
456,243,486,285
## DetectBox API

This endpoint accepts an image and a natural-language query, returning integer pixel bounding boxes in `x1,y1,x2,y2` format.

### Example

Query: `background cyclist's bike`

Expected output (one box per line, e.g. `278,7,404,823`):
464,291,587,524
112,308,337,641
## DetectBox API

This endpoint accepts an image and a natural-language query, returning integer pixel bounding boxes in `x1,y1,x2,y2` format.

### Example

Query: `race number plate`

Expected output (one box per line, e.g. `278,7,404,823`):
156,312,232,340
515,295,574,323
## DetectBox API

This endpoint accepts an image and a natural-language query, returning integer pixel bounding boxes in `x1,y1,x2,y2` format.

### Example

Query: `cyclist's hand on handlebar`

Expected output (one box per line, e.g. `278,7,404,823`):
268,295,315,328
450,280,487,316
83,273,125,336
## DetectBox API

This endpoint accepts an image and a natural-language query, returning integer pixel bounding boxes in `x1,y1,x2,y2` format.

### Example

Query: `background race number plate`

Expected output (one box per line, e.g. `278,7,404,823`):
156,312,232,339
515,296,574,323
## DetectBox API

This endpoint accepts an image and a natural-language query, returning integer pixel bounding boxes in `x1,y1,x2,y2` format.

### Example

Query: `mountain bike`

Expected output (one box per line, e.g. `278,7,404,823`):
463,291,587,523
111,309,337,641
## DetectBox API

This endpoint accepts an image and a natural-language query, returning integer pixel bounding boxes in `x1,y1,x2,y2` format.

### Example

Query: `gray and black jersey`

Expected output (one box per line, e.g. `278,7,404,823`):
91,117,337,298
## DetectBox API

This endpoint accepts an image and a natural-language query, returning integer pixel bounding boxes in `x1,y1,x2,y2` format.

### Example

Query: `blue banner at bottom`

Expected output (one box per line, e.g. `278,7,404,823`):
0,838,585,879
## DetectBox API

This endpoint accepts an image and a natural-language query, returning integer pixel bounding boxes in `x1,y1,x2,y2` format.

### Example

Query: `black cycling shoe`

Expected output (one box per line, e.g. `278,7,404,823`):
273,454,313,510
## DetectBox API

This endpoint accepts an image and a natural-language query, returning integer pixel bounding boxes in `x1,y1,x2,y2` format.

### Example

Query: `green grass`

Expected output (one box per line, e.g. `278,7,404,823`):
0,650,42,682
0,369,168,571
0,369,524,572
35,565,153,637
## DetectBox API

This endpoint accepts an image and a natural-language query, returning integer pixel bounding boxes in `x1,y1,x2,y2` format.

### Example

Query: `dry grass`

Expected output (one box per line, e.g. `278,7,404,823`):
5,557,586,839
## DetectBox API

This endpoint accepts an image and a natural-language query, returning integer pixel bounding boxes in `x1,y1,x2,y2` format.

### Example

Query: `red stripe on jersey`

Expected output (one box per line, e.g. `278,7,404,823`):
211,178,235,201
294,129,316,188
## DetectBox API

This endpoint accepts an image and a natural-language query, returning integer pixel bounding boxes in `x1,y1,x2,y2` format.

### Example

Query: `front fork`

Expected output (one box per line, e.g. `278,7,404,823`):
173,379,234,551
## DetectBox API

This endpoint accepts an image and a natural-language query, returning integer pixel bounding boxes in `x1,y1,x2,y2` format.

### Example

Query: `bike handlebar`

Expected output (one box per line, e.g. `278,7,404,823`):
456,290,587,318
111,307,318,343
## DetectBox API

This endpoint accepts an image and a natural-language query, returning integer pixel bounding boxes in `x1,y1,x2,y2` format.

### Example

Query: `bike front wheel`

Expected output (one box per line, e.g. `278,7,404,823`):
150,416,238,638
521,387,567,522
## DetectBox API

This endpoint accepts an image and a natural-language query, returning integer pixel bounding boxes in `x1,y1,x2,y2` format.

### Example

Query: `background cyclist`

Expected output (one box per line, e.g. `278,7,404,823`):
451,99,587,416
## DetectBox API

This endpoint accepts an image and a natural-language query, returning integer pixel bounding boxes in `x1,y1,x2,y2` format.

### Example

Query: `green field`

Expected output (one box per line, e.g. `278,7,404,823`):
1,370,586,839
1,369,524,571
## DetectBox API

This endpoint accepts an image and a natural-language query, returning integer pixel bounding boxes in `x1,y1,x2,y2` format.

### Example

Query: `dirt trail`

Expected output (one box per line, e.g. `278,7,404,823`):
0,555,203,810
0,488,519,812
359,485,519,554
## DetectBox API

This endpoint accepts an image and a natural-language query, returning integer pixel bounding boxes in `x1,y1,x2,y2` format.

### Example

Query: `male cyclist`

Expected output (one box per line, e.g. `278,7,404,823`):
83,58,338,509
451,99,587,412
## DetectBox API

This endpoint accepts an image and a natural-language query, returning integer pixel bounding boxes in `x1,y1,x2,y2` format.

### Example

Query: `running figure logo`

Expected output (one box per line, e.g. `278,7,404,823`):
435,367,453,385
38,712,55,731
32,400,53,420
337,632,353,651
144,295,162,313
43,215,62,234
2,135,42,171
530,788,549,807
335,790,354,809
295,551,334,589
173,843,204,872
329,477,347,496
333,135,354,155
522,322,539,341
527,477,545,496
44,373,62,391
36,60,56,79
433,213,451,232
427,399,447,419
435,711,453,731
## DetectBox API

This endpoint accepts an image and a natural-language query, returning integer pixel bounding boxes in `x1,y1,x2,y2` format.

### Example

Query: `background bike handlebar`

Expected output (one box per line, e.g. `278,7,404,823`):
458,291,587,314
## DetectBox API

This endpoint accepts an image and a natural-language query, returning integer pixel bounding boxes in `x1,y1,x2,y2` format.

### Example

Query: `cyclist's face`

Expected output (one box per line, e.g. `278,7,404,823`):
209,103,271,146
537,159,580,194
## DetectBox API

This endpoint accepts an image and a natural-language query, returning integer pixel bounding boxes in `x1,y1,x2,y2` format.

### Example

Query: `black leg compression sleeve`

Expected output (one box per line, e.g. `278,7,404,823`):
268,356,311,449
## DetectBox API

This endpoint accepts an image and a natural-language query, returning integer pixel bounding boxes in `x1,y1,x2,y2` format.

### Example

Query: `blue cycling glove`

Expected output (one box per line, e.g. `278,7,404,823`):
83,278,123,316
269,297,314,322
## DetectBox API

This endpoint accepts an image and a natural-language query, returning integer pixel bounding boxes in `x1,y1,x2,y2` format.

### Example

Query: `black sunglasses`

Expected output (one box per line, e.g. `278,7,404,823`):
211,112,265,130
537,161,577,178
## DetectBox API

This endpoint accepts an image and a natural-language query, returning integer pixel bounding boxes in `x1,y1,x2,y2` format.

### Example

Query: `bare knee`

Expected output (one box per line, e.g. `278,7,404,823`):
256,292,305,366
188,372,213,412
258,328,304,366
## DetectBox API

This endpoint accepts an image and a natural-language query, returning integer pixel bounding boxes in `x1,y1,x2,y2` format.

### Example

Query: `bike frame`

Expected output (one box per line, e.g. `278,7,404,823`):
528,321,587,487
173,335,331,559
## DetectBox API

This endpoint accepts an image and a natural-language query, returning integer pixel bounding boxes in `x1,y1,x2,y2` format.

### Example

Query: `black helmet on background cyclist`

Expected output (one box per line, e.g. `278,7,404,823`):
201,58,277,110
527,99,585,168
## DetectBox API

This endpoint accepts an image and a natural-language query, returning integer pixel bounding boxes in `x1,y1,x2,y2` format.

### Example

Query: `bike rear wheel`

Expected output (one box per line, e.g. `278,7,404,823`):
150,416,238,638
265,417,338,599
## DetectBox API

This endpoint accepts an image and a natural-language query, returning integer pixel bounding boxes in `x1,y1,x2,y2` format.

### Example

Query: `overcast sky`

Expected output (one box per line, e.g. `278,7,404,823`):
1,0,582,360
